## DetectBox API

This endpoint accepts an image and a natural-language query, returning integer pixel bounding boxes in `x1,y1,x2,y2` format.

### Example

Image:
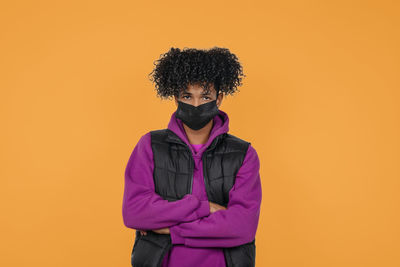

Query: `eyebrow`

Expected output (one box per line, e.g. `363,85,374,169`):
182,91,211,95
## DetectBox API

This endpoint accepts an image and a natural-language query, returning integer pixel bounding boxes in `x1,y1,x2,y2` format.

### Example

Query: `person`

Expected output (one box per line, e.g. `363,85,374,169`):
122,47,262,267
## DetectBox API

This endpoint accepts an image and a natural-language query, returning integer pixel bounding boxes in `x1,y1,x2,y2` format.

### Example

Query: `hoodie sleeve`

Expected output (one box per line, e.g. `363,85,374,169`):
122,132,210,231
169,144,262,248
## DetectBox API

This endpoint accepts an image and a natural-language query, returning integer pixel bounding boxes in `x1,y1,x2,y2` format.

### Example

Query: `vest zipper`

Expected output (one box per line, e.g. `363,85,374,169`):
202,152,209,200
189,155,194,194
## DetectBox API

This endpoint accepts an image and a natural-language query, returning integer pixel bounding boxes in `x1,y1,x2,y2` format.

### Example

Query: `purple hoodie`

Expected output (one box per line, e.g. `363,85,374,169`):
122,109,262,267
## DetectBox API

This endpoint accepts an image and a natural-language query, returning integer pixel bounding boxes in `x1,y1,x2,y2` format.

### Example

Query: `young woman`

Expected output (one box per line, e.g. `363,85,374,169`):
122,47,262,267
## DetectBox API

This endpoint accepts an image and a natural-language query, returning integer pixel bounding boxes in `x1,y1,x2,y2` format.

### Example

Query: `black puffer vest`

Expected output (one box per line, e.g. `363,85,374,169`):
130,128,256,267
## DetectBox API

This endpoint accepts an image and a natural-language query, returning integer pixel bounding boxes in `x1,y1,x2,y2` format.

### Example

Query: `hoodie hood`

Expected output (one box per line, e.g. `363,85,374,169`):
167,109,230,156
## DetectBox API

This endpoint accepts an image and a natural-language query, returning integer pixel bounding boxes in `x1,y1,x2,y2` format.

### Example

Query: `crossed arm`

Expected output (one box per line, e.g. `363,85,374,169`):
122,132,262,248
140,201,226,235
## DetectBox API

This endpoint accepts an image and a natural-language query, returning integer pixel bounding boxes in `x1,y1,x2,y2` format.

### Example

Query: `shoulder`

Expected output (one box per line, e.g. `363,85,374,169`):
223,132,251,152
149,128,170,143
225,133,260,167
137,128,168,145
135,128,173,152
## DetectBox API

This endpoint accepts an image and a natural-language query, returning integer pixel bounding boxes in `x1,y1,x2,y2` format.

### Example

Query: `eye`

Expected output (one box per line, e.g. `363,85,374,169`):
182,95,191,99
203,96,211,100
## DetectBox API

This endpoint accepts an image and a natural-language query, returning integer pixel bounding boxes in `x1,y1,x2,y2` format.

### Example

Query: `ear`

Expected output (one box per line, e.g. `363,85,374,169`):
174,96,178,107
216,92,223,108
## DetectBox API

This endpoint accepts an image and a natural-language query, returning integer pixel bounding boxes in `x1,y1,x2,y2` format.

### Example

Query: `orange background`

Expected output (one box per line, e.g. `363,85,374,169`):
1,1,399,266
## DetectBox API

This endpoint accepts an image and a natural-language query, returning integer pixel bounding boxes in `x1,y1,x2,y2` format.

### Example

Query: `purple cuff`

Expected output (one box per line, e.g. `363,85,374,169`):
196,200,210,218
170,225,185,244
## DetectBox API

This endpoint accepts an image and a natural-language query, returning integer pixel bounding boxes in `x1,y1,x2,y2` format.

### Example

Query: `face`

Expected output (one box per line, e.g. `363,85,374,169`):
174,83,223,108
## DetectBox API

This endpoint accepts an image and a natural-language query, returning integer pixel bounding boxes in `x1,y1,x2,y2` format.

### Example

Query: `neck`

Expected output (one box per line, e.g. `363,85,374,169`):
183,119,213,144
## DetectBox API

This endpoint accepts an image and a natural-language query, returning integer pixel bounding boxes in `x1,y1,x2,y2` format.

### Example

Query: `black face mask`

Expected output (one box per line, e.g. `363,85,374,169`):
175,100,219,130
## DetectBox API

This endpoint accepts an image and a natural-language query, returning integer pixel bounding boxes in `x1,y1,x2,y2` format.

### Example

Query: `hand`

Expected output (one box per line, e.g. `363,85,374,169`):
209,201,227,213
139,230,147,236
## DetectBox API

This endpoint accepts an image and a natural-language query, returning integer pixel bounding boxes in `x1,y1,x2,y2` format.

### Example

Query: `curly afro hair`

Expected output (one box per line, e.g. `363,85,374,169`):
148,47,246,100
